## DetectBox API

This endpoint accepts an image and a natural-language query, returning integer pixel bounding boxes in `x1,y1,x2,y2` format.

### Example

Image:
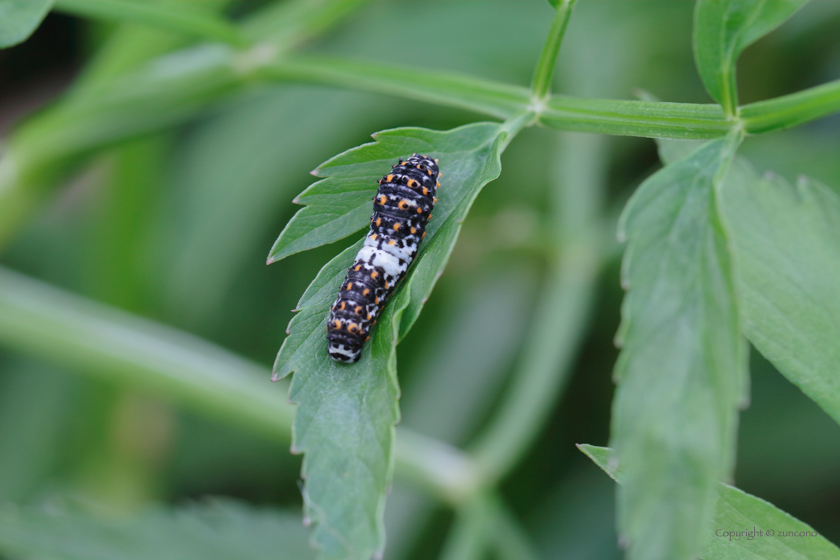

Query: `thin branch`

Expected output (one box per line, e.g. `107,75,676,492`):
469,132,607,486
530,0,578,101
0,267,479,499
740,78,840,134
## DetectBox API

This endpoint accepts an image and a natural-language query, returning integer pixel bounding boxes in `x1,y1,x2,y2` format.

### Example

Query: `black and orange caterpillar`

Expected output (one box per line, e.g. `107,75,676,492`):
327,154,441,363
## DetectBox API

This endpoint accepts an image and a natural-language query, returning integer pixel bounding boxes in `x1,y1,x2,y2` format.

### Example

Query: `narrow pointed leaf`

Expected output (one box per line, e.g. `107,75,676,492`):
272,123,506,560
693,0,809,115
580,445,840,560
720,160,840,425
0,0,53,48
611,132,746,560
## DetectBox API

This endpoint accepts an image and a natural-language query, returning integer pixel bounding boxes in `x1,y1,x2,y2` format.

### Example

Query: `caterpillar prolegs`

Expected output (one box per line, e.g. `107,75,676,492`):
327,154,441,363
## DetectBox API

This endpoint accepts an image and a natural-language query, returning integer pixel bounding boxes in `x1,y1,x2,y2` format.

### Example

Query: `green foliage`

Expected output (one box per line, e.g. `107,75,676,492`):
611,133,747,560
693,0,810,115
0,0,53,48
720,161,840,424
0,499,314,560
272,123,509,559
54,0,246,45
0,1,839,560
580,445,840,560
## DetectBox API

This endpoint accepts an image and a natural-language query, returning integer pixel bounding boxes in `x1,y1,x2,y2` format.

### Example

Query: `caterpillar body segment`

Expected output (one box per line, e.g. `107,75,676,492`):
327,154,440,363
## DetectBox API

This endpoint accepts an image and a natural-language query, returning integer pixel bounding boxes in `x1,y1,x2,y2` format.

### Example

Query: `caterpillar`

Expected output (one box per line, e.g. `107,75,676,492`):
327,154,441,363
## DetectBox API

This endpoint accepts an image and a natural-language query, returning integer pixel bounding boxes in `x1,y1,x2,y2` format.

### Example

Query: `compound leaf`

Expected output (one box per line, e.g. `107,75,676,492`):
580,445,840,560
272,123,506,560
693,0,809,115
720,160,840,426
611,131,746,560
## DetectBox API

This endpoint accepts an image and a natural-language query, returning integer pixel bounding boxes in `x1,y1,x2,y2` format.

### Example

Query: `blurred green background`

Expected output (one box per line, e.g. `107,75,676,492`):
0,1,839,559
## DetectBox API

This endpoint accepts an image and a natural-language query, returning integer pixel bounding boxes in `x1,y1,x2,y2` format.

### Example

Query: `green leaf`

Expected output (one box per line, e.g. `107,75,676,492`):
693,0,810,115
580,445,840,560
54,0,245,46
611,131,747,560
719,160,840,425
0,0,53,48
272,122,507,560
268,123,504,263
0,499,314,560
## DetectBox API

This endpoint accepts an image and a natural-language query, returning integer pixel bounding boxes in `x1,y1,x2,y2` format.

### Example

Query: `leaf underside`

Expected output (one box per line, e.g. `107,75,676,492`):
611,133,746,560
580,445,840,560
720,159,840,426
272,123,506,560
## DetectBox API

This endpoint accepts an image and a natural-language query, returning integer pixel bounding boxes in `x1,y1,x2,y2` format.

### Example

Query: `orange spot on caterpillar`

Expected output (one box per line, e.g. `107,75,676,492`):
393,223,401,231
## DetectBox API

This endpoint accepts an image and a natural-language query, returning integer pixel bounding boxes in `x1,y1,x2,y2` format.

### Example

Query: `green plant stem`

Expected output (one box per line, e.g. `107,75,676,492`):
438,492,494,560
541,95,731,138
469,132,607,486
265,56,531,120
530,0,578,100
53,0,246,46
0,267,477,502
740,78,840,134
487,493,542,560
438,491,541,560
